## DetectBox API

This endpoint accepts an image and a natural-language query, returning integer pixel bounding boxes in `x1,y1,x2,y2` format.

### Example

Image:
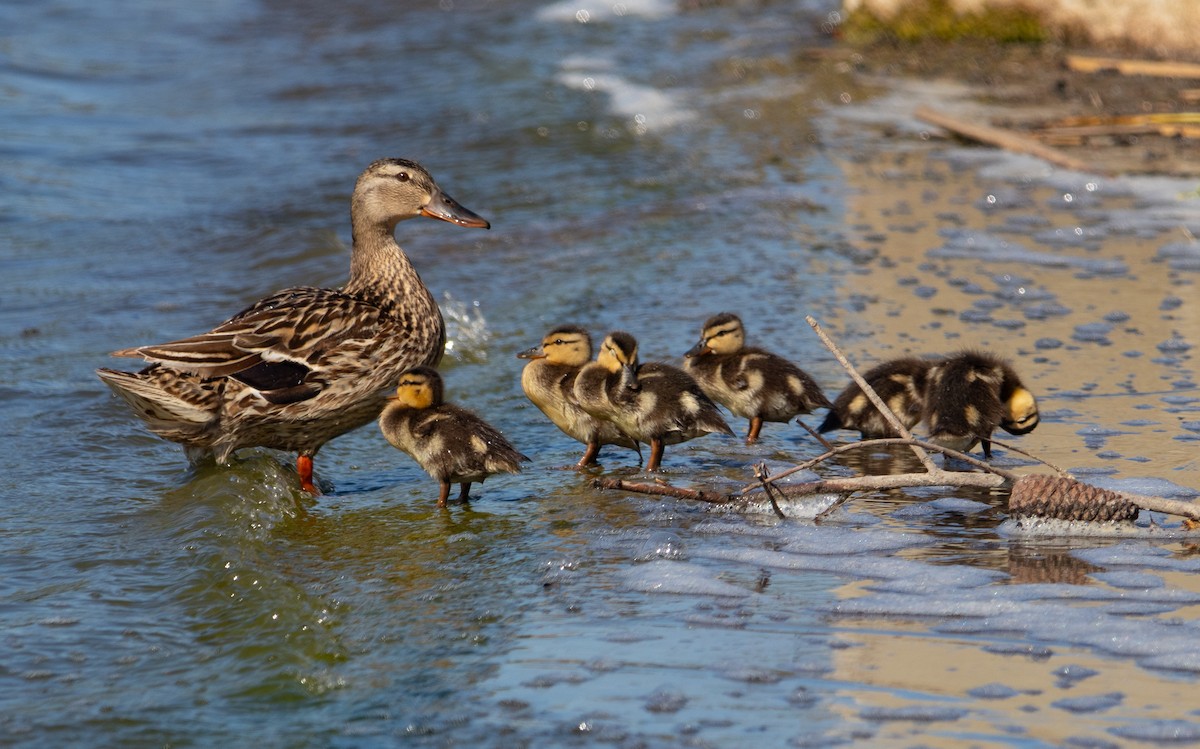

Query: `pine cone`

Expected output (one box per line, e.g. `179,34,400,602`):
1008,475,1140,522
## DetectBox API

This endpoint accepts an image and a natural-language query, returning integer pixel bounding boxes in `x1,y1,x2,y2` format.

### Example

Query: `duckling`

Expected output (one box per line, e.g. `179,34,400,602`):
574,331,734,471
683,313,830,443
517,325,641,468
379,367,529,506
923,351,1040,459
818,357,932,439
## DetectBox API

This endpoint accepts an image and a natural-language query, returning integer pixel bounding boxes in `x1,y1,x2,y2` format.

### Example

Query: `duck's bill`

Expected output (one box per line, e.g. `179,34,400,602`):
421,189,491,229
683,340,710,358
516,345,546,360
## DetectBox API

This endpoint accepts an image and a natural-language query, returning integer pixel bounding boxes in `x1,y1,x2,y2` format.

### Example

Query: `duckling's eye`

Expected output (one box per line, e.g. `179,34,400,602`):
395,171,410,183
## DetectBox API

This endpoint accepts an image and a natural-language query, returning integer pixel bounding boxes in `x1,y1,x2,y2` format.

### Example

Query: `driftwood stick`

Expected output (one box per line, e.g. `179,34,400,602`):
592,477,731,504
1066,54,1200,80
914,106,1094,173
1115,492,1200,523
772,471,1006,495
739,437,1018,496
806,316,940,473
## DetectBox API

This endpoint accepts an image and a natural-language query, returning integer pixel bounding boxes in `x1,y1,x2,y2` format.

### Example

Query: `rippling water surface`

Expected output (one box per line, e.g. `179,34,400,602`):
5,0,1200,746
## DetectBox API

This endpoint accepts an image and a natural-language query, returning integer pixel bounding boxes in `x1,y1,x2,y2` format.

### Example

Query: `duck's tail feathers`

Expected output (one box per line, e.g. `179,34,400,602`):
96,368,214,430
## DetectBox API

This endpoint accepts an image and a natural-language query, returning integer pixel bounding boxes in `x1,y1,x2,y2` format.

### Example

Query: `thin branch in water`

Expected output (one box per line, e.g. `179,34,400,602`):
739,437,1017,496
805,316,940,474
797,419,835,452
754,462,787,519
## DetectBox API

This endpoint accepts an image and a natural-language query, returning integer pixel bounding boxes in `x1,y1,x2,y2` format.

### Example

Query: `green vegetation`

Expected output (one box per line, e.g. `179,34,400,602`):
843,0,1048,44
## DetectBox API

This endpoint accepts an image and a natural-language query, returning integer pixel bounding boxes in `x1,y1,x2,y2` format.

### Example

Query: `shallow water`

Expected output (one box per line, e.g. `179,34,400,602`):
4,0,1200,746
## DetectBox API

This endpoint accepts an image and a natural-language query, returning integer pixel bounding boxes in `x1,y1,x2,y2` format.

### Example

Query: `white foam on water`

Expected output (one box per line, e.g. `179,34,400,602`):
535,0,676,23
616,559,750,597
555,54,695,131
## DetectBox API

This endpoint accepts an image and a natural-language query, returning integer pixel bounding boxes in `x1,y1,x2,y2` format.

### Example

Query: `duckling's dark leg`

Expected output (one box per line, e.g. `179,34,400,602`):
438,481,451,507
458,483,473,502
297,454,318,494
981,438,993,460
646,439,665,472
576,441,601,468
746,416,764,444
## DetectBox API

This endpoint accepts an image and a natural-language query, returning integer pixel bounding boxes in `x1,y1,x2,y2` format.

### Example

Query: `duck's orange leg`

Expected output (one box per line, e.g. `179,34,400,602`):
297,455,319,494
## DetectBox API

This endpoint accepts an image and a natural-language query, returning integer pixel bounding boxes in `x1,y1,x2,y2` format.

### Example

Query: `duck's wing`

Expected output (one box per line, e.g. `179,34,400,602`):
111,287,388,403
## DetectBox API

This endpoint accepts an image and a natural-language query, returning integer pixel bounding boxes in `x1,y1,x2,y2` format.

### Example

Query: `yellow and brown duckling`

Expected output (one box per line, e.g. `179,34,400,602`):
683,313,830,443
574,331,734,471
517,325,640,468
97,158,490,493
818,356,932,439
380,367,529,506
923,350,1039,459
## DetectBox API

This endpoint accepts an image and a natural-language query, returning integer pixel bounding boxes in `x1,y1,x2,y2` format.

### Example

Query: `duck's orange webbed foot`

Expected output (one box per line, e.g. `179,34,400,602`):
297,455,320,494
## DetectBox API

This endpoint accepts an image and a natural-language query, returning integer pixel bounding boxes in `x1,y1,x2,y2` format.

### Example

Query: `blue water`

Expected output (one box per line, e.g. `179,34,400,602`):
5,0,1200,746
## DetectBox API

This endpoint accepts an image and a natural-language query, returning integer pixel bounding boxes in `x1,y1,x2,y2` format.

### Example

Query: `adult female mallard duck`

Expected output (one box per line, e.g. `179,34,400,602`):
379,367,529,506
683,312,830,443
818,356,932,439
923,350,1039,458
517,325,640,468
96,158,489,493
574,331,733,471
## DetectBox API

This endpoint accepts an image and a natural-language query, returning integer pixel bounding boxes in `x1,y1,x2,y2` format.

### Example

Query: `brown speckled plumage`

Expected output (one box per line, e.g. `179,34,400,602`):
923,350,1039,458
819,356,932,439
379,367,529,506
97,159,489,491
517,325,640,467
574,331,733,471
683,313,829,443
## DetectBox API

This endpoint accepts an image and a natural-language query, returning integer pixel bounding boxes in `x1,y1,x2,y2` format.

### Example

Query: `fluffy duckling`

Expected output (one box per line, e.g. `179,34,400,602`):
683,313,830,443
517,325,641,468
574,331,734,471
818,357,932,439
923,351,1039,459
380,367,529,506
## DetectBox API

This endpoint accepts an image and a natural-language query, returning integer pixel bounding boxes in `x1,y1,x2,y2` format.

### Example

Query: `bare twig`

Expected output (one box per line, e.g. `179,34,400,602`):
796,419,836,452
592,477,730,504
739,436,1018,496
915,106,1095,173
806,316,940,473
1066,54,1200,79
754,462,787,519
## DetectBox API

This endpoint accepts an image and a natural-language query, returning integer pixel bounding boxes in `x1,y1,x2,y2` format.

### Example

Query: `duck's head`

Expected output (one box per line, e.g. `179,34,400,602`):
355,158,490,232
389,366,445,409
685,312,744,357
517,325,592,366
1001,386,1039,435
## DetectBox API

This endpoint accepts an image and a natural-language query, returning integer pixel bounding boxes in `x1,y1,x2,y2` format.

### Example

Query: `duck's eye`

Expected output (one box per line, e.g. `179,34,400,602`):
395,172,410,183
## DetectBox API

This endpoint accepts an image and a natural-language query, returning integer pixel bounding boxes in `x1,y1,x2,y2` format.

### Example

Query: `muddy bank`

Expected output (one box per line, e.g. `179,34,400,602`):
815,38,1200,176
